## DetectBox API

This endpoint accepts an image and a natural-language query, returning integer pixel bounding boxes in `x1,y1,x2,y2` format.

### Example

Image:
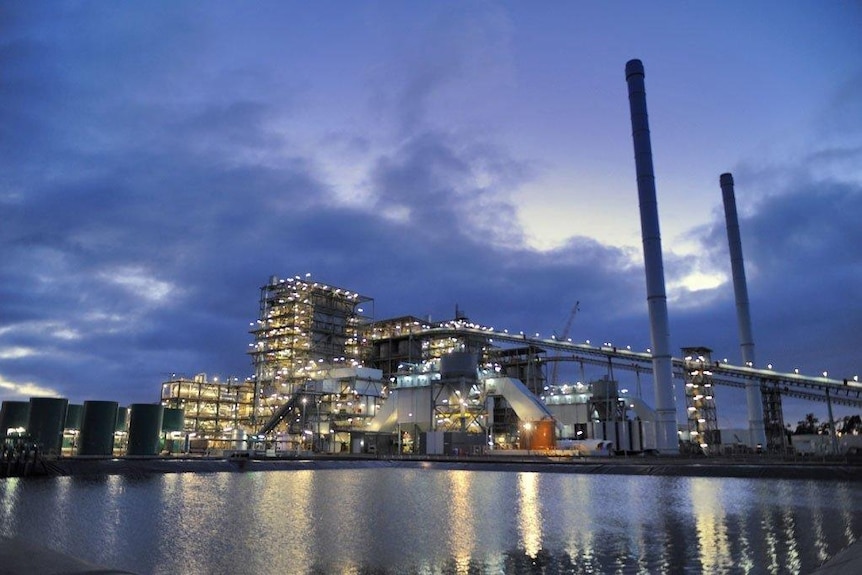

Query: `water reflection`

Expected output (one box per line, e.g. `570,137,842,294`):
691,478,732,573
517,472,542,559
0,477,19,535
0,469,860,574
445,470,476,573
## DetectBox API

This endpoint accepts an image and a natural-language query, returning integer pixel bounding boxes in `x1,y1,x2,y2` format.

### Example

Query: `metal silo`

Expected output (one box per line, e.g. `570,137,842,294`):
78,401,120,456
161,407,186,454
27,397,69,456
126,404,164,456
161,408,185,433
1,401,30,438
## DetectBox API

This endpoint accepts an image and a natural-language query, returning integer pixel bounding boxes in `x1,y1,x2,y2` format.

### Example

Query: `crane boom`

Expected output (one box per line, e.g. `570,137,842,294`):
551,302,579,385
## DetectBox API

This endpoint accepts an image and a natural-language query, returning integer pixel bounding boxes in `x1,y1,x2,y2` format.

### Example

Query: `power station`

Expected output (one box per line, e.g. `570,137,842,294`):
3,60,861,467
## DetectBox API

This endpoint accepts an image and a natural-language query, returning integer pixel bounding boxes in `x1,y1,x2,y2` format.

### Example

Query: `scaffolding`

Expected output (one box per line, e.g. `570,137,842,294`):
249,275,372,433
682,347,720,453
160,374,255,437
761,381,787,451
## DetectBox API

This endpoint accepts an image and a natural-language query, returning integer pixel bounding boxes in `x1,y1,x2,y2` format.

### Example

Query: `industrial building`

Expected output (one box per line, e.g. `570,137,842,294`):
150,262,862,459
154,274,663,456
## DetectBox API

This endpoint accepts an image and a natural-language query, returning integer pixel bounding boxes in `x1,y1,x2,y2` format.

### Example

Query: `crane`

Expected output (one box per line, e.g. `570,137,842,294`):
550,302,579,386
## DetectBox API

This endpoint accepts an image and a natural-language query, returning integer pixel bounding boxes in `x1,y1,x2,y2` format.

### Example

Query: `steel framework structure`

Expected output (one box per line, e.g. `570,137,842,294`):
249,276,372,432
682,347,720,452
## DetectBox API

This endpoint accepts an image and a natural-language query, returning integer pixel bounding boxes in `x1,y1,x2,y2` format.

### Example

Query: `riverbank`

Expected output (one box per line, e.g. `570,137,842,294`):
5,453,861,481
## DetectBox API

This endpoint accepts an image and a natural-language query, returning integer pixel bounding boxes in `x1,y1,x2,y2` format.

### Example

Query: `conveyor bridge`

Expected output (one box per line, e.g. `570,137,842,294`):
415,326,862,408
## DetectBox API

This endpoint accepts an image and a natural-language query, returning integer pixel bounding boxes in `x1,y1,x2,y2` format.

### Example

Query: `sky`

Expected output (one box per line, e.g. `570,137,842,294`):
2,1,861,430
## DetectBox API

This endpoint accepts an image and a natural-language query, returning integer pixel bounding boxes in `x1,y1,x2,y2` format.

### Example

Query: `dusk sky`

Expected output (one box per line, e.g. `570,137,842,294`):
2,2,861,429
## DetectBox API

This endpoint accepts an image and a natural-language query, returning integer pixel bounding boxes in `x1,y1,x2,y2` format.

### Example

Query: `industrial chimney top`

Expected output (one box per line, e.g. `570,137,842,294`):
720,173,734,186
625,59,644,79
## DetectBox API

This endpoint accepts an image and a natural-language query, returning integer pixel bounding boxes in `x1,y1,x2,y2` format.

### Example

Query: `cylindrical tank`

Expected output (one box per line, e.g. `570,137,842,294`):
1,401,30,435
27,397,69,455
440,352,477,379
126,404,164,456
64,404,83,430
231,428,248,451
521,419,556,450
161,408,185,433
78,401,119,456
115,407,129,432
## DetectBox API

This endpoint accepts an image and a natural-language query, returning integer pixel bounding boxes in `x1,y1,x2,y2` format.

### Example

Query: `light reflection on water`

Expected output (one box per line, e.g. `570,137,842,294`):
1,468,860,574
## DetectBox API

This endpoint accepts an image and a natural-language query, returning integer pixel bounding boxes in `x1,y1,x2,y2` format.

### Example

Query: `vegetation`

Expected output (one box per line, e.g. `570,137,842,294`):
793,413,861,435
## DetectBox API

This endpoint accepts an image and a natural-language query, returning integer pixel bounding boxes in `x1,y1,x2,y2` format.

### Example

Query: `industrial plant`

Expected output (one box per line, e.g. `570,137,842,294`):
3,60,861,471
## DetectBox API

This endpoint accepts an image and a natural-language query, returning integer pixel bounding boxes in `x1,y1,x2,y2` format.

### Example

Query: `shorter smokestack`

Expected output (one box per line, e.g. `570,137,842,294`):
720,173,766,448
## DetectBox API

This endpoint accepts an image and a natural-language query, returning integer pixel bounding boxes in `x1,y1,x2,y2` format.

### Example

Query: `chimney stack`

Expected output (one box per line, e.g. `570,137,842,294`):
720,172,767,448
625,59,678,454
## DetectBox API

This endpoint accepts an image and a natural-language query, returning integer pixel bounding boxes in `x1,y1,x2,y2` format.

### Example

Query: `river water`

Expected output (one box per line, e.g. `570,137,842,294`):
1,467,860,574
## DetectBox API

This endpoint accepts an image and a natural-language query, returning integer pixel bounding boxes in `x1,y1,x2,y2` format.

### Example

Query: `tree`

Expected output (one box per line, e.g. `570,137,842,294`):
839,415,861,435
795,413,819,435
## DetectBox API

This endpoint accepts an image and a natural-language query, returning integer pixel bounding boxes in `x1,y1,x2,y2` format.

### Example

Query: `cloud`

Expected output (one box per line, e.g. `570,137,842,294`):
98,266,179,304
0,374,61,400
0,347,38,360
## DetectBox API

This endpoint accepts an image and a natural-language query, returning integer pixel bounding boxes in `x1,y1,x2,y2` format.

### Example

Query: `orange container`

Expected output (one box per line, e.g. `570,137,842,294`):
521,419,556,450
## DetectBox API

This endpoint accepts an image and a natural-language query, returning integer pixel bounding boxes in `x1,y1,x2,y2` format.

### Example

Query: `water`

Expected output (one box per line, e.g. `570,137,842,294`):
1,468,860,574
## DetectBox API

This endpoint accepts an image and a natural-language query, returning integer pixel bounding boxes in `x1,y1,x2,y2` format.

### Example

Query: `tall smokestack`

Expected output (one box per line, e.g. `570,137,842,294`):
720,172,767,448
625,59,678,454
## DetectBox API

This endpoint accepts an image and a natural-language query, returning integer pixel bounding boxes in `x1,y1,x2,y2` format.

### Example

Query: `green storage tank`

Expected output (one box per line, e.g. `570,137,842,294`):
127,404,164,456
1,401,30,436
27,397,69,455
161,407,185,433
65,404,83,431
78,401,119,456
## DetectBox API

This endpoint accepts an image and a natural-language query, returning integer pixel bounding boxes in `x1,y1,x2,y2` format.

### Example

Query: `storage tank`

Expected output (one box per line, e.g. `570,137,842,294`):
126,404,164,456
78,401,119,456
440,352,477,379
161,408,185,433
64,404,83,431
27,397,69,455
521,419,556,450
231,428,248,451
0,401,30,436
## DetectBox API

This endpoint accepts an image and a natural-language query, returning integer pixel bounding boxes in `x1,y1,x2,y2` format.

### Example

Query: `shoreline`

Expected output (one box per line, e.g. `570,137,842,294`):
6,453,862,481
